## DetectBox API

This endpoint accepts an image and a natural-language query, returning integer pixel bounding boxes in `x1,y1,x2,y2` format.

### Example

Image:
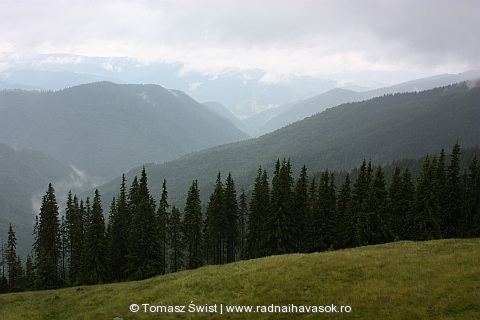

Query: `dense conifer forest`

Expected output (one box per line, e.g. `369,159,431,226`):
0,143,479,293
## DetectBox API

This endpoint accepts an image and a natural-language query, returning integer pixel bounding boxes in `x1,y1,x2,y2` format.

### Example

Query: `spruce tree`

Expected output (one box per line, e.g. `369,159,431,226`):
65,192,85,284
316,171,337,250
305,176,319,253
459,169,469,237
6,224,23,292
388,167,415,240
345,160,369,248
35,183,63,289
107,174,129,282
444,143,462,238
413,156,442,240
79,197,91,283
128,176,140,222
204,173,225,265
400,169,415,239
246,168,269,259
224,173,238,263
437,148,448,234
389,167,403,239
263,159,294,256
105,196,117,281
24,254,35,291
336,174,351,249
83,189,107,284
167,205,184,273
183,180,203,269
128,168,161,279
238,189,248,260
358,166,393,245
465,156,480,237
292,165,309,253
59,216,67,283
157,179,170,275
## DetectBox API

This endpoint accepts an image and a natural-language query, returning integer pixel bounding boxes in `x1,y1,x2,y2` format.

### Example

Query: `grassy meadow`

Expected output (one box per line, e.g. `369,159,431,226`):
0,238,479,319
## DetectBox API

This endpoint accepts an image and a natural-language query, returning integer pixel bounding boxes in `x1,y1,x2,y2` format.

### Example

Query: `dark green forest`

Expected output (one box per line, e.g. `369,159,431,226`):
1,143,479,293
97,81,480,208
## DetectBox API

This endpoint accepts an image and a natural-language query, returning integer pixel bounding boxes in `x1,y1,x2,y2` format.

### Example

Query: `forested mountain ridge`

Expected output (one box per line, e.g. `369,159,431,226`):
245,70,480,136
0,82,249,180
96,81,480,206
255,88,371,136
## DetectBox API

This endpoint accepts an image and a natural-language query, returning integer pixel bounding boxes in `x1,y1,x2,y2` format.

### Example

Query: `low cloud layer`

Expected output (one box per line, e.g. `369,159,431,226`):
1,0,479,81
30,165,99,216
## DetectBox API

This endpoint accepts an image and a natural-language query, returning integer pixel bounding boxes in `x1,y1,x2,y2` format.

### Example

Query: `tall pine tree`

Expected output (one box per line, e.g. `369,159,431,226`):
443,143,462,238
65,192,84,284
316,171,337,250
345,160,369,248
238,189,248,260
413,156,442,240
157,179,170,275
107,174,129,282
204,173,226,265
292,165,309,253
82,189,107,284
35,183,63,289
357,166,393,245
183,180,203,269
465,156,480,237
246,168,269,259
224,173,239,263
6,224,24,292
127,168,161,280
336,174,351,249
167,205,184,273
263,159,294,256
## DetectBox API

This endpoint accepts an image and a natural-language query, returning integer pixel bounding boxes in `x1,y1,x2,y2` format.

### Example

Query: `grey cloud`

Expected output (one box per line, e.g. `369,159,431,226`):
1,0,478,77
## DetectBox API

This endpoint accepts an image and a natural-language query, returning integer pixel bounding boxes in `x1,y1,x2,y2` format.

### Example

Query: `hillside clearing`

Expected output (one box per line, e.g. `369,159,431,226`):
0,238,479,319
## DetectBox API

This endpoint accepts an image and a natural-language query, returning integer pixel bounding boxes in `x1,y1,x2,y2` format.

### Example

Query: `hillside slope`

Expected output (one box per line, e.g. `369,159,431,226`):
0,144,77,256
257,88,370,136
1,239,478,319
0,82,249,180
97,81,480,206
247,70,480,136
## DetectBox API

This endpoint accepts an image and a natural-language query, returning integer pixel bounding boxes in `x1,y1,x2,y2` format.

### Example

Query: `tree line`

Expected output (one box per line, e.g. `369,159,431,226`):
1,143,479,293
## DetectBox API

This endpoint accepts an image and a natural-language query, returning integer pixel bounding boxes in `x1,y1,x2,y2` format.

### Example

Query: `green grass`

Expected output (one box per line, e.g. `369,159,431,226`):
1,239,479,319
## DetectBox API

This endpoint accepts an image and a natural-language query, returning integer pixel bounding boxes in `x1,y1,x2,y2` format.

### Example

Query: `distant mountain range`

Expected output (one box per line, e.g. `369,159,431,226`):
0,82,249,180
242,70,480,136
2,54,479,124
94,81,480,208
0,54,385,119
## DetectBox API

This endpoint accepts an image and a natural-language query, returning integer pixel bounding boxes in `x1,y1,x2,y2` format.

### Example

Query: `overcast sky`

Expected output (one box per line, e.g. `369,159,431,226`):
1,0,479,83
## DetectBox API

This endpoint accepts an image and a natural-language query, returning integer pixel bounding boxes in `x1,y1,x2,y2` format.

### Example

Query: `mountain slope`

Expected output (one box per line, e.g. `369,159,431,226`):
1,239,479,319
96,81,480,206
0,144,79,257
203,101,249,134
371,70,480,95
256,88,371,136
0,82,249,180
247,70,480,136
